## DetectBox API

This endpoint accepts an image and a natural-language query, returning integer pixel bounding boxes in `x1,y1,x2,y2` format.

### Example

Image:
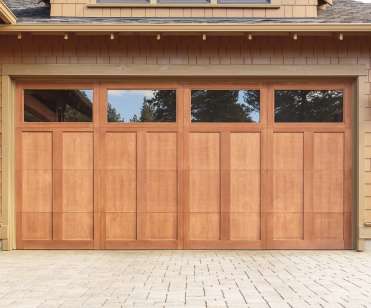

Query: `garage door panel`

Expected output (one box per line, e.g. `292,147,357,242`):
312,213,344,240
22,170,53,213
60,132,94,242
313,170,344,213
230,133,260,170
62,170,93,212
22,132,53,170
230,213,260,240
273,171,303,212
189,133,220,170
105,213,136,240
273,133,304,170
188,213,220,240
314,133,344,171
143,170,177,213
139,213,177,240
272,213,304,240
230,171,260,213
189,171,220,212
103,132,136,170
62,213,94,240
272,133,304,241
145,132,177,170
21,213,52,240
101,170,137,212
62,132,93,170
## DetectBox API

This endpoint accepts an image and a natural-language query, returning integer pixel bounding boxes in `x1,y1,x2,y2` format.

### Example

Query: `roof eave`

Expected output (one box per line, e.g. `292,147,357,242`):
2,23,371,32
0,1,16,24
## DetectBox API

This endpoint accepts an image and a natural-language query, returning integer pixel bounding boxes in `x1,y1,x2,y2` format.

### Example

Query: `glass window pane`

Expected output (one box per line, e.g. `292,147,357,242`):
191,90,260,123
275,90,343,123
24,89,93,122
107,89,176,123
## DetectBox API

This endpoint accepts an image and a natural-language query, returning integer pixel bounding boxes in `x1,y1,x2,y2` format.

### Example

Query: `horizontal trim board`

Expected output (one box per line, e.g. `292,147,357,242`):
87,3,279,8
3,23,371,33
3,64,367,77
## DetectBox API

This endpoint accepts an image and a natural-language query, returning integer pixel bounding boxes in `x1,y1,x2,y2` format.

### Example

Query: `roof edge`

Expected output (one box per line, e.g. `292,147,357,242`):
2,22,371,32
0,0,16,24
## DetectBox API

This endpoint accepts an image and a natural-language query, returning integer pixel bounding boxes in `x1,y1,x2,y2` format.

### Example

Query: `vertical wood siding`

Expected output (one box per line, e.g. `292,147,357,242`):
0,34,371,245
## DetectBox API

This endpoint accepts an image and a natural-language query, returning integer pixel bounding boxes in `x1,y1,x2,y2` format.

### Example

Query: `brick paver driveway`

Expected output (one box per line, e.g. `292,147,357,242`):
0,250,370,308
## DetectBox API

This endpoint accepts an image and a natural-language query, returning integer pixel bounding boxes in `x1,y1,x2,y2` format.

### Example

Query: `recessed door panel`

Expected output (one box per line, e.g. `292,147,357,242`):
102,132,137,241
313,133,344,240
61,132,94,241
272,133,304,240
21,132,53,241
142,132,178,241
230,133,261,241
188,133,221,241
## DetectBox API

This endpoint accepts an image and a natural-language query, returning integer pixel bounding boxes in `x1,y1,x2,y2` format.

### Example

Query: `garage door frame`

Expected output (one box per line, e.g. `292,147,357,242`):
0,63,367,250
15,78,353,250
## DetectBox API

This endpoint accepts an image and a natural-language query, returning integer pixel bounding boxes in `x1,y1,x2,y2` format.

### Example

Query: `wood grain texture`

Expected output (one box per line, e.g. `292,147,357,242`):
14,80,353,249
61,132,94,241
230,133,261,241
272,133,304,240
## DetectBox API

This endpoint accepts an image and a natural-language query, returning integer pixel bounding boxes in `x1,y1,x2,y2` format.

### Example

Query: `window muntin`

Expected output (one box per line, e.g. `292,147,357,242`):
24,89,93,122
107,89,176,123
274,90,343,123
191,89,260,123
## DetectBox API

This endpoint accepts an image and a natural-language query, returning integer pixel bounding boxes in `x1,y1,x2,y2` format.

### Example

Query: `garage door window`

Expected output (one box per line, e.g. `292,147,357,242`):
275,90,343,123
24,89,93,122
107,89,176,122
191,90,260,122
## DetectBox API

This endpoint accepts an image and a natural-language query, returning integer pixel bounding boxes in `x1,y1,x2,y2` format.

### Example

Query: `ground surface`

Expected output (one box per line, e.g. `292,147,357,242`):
0,250,370,308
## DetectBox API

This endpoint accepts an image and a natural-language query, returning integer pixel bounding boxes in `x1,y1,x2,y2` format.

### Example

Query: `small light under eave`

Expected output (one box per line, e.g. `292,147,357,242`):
248,33,253,40
156,34,161,40
64,33,69,40
202,34,207,41
293,33,298,40
17,33,22,40
339,33,344,41
110,33,115,40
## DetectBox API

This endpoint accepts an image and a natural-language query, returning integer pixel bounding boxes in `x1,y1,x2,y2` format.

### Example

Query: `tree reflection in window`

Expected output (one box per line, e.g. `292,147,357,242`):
191,90,260,122
107,90,176,122
24,89,93,122
275,90,343,122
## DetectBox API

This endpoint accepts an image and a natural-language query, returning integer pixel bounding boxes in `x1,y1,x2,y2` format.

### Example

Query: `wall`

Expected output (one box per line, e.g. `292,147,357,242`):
0,34,371,249
50,0,318,18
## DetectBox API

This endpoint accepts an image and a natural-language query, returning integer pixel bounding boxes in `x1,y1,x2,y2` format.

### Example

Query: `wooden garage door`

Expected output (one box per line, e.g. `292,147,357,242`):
16,81,353,249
